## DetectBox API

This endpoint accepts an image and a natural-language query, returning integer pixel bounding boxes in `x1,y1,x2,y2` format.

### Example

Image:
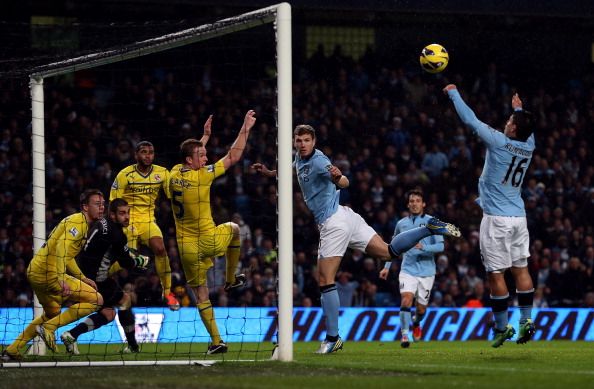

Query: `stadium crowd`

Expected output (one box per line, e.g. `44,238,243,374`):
1,45,594,311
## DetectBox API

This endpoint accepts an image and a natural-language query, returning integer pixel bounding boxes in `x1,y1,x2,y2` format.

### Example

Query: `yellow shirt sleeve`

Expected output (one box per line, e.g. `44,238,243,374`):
213,159,226,179
57,216,87,278
110,170,128,201
161,168,171,199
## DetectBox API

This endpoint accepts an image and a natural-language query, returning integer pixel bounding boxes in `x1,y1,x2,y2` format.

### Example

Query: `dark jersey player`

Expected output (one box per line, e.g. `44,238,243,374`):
60,198,150,354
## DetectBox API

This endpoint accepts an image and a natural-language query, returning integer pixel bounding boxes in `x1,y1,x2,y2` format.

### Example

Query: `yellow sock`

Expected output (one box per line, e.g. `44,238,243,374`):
225,237,241,284
43,303,99,332
6,315,46,354
198,300,221,345
155,254,172,296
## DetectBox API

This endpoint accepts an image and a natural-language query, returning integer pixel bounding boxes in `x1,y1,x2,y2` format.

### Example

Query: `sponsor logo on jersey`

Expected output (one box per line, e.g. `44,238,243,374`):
154,174,161,182
111,180,118,189
171,178,190,189
68,227,79,237
129,186,159,194
99,218,108,234
207,164,215,173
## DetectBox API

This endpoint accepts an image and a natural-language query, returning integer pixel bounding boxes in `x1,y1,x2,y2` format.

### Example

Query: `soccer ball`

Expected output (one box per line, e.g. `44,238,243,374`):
419,43,449,74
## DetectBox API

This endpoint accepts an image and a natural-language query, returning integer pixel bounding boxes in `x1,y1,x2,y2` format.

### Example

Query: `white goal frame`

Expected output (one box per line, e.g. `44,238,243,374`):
27,2,293,364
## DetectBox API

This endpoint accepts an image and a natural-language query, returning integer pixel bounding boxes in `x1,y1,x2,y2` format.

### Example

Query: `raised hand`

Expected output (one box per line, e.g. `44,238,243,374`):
203,115,213,137
442,84,457,94
243,110,257,131
512,93,523,110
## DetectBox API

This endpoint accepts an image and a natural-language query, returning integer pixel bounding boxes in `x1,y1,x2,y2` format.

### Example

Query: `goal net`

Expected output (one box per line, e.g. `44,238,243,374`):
1,2,293,366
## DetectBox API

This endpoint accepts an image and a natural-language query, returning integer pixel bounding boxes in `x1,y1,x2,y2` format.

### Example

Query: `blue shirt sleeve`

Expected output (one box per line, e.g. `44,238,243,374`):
447,89,506,148
313,153,333,179
421,233,444,253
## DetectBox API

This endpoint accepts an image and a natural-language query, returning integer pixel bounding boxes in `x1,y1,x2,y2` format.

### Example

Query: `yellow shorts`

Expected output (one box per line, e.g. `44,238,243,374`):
126,219,163,249
178,223,234,287
27,272,101,317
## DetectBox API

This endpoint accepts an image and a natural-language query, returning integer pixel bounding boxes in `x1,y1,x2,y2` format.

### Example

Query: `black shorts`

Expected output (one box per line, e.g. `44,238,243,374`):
97,278,124,307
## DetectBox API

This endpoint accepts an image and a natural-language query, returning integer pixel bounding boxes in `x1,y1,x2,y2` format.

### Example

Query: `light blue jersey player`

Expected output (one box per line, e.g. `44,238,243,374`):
380,189,444,348
445,85,536,348
252,124,461,355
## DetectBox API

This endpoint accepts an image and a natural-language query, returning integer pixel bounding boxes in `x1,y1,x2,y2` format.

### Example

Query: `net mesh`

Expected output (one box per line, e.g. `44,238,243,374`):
1,10,281,364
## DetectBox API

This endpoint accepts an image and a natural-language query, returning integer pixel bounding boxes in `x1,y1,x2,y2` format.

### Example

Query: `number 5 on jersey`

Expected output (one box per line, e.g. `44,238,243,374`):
172,190,184,219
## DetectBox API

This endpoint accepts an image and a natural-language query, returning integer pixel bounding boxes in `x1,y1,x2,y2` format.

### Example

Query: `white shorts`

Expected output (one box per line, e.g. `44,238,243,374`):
480,214,530,273
318,206,376,259
399,271,435,306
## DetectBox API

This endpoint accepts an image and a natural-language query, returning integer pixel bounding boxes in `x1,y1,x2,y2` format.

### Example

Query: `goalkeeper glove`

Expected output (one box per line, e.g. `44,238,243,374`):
133,254,150,269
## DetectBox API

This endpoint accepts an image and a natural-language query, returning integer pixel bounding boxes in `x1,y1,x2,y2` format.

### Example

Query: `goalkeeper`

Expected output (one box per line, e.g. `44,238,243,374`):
60,198,150,355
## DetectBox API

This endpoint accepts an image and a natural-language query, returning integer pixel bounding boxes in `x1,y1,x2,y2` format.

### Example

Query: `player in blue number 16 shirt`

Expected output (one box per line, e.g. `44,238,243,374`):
252,124,461,354
444,84,536,348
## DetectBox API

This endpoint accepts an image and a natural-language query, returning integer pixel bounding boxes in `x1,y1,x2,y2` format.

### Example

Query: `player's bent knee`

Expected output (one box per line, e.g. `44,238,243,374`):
43,310,60,320
400,294,414,307
101,307,116,322
149,238,167,256
96,294,104,307
117,293,132,310
154,247,167,257
230,222,240,237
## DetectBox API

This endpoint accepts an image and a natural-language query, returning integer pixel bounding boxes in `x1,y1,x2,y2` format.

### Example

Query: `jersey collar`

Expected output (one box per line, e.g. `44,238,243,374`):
134,164,154,178
299,149,316,162
410,213,425,223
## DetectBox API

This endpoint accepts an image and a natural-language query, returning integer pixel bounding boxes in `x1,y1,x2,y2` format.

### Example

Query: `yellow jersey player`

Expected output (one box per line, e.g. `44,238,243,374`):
168,110,256,354
2,189,105,360
110,118,213,311
109,142,176,310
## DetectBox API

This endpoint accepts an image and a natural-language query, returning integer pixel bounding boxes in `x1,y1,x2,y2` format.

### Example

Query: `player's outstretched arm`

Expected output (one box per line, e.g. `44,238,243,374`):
443,84,482,126
222,110,256,170
251,163,276,178
199,114,213,146
443,84,503,146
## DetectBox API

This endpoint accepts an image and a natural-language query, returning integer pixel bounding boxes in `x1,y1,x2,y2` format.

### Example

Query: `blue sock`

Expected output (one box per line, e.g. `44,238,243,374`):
490,294,509,331
389,227,431,257
320,284,340,339
517,289,534,324
400,307,412,335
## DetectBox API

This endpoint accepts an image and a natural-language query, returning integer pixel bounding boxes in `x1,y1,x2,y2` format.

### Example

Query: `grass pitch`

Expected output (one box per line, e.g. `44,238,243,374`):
2,341,593,389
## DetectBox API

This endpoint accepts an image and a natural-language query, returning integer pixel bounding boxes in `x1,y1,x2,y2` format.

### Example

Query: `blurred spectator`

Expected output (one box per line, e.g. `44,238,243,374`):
336,271,359,307
1,47,593,311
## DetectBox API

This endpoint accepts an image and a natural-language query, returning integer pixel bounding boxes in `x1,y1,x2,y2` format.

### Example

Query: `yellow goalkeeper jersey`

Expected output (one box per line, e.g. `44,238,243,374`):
28,212,88,293
110,164,170,221
168,160,226,237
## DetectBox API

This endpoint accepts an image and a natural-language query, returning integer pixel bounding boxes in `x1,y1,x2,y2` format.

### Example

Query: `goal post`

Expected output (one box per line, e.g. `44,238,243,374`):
26,2,293,364
275,2,294,363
